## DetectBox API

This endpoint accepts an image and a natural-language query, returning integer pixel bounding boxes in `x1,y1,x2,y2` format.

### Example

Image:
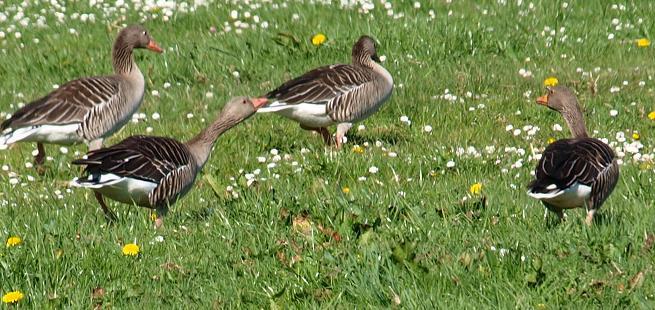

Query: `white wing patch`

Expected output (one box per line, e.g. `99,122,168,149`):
1,124,82,146
527,182,592,209
71,173,157,206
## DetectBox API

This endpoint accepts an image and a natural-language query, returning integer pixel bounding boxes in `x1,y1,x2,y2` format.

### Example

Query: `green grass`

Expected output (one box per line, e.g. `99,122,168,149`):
1,1,655,308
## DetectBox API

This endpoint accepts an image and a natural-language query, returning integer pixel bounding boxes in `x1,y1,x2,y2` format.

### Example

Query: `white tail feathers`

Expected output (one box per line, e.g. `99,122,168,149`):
0,124,81,146
70,173,124,189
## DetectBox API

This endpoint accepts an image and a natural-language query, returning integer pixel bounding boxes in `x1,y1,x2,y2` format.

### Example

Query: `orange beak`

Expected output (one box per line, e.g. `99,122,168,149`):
147,40,163,53
251,97,268,109
536,95,548,105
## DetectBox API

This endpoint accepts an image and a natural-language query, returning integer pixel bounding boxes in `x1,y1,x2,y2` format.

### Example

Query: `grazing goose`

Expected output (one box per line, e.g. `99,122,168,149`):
70,96,268,228
0,25,163,167
257,35,393,148
527,86,619,225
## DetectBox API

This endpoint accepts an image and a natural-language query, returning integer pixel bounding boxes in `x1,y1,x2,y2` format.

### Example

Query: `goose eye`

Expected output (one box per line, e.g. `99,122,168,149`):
143,31,147,36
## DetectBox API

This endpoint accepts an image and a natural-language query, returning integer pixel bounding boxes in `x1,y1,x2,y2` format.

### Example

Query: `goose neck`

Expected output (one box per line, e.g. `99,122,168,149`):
562,106,588,138
112,40,136,75
186,114,241,168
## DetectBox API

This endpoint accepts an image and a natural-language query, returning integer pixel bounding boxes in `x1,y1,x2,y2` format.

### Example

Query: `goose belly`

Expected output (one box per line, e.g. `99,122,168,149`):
108,91,143,136
83,173,157,207
2,124,83,145
528,182,592,209
269,103,335,128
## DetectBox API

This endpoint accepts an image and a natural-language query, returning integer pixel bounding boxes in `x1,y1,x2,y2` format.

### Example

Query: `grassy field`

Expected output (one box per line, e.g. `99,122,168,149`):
1,0,655,308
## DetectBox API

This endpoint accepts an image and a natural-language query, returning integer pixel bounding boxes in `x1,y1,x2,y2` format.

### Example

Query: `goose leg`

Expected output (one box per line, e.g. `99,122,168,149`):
34,143,46,174
88,138,103,151
335,123,353,149
585,208,596,226
94,191,117,223
299,124,332,145
34,142,46,165
154,207,167,229
543,202,565,222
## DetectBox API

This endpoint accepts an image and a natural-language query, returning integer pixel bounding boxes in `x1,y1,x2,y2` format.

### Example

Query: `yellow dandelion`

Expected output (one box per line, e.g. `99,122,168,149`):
311,33,327,46
547,137,557,144
342,187,350,194
2,291,24,304
543,77,559,87
469,183,482,195
122,243,140,256
648,111,655,120
636,38,650,47
352,145,364,154
150,211,157,222
633,132,640,140
6,236,21,248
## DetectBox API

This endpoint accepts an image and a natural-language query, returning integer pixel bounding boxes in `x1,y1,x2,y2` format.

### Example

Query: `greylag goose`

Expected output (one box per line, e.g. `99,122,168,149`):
0,25,162,168
70,96,268,228
256,35,393,148
527,86,619,225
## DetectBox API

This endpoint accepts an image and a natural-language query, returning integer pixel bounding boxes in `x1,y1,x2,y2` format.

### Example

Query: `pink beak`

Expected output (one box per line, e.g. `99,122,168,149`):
251,97,268,109
147,40,163,53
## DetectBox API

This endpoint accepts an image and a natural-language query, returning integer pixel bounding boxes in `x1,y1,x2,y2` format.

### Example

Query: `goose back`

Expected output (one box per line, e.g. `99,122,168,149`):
528,137,619,207
2,73,144,145
73,135,198,208
265,63,391,123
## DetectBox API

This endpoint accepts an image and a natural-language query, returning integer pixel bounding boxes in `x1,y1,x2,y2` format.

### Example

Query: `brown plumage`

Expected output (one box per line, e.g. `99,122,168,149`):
70,97,268,228
527,86,619,225
257,35,393,148
0,25,162,168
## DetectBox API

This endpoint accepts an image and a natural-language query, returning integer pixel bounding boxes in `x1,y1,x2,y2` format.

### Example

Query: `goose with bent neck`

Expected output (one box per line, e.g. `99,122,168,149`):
0,25,163,169
185,110,245,169
70,96,268,228
527,86,619,225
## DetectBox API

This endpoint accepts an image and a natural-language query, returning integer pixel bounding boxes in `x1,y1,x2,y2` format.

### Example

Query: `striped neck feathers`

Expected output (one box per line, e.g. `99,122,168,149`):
561,100,588,138
353,54,374,68
112,36,136,75
185,114,242,168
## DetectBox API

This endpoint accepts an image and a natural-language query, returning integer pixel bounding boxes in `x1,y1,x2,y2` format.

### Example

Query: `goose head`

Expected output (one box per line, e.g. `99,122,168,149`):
536,85,588,138
219,96,268,123
116,25,163,53
536,85,578,113
352,35,380,64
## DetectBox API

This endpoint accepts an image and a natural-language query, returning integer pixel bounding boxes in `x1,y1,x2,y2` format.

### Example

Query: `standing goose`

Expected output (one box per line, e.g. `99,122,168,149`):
257,35,393,148
70,96,268,228
527,86,619,225
0,25,163,167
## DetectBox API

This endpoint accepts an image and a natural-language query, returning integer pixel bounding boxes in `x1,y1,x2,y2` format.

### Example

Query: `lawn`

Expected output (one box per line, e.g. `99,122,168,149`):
1,0,655,308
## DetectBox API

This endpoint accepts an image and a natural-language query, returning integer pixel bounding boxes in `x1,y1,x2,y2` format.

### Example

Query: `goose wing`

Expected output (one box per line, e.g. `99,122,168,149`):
72,136,196,206
1,76,120,130
529,138,616,193
265,64,380,122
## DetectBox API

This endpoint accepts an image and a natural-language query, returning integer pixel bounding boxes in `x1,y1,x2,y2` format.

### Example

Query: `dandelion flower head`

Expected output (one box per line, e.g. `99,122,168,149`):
352,145,365,154
311,33,327,46
543,77,559,87
6,236,21,247
636,38,650,47
2,291,24,304
469,183,483,195
122,243,140,256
